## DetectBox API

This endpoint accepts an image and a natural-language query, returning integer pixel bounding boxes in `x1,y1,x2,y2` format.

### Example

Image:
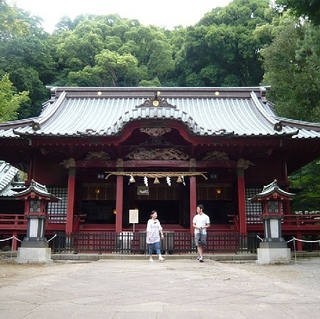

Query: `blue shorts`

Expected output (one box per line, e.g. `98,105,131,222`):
195,233,207,246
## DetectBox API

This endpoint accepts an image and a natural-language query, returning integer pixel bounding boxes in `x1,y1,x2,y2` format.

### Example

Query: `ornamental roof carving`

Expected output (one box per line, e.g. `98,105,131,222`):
140,127,172,137
202,151,230,162
126,148,189,160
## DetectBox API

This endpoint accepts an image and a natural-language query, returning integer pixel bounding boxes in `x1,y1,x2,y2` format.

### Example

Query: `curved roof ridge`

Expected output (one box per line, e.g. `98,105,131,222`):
108,107,201,136
80,106,232,137
36,91,67,127
250,91,279,126
0,117,37,130
275,116,320,131
12,91,67,135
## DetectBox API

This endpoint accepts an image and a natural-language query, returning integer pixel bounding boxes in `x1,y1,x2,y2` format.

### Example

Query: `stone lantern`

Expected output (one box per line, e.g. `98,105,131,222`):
15,180,60,263
249,179,294,264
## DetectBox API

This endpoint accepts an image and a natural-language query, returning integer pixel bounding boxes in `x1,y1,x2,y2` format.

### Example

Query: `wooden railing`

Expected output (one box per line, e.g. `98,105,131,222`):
0,213,86,233
283,214,320,226
1,213,320,233
0,214,26,229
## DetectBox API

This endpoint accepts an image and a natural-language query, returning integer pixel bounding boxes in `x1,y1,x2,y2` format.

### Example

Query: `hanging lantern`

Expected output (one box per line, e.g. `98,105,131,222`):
95,188,100,200
129,175,136,183
154,177,160,184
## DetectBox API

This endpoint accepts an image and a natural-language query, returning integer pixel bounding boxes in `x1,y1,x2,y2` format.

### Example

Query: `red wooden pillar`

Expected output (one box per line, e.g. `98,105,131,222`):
115,175,123,233
296,231,303,251
66,167,76,234
27,152,35,184
12,231,18,251
189,176,197,233
237,166,247,235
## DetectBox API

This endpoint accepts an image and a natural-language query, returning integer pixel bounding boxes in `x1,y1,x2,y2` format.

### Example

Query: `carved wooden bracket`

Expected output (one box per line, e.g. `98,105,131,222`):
140,127,171,136
85,151,111,161
61,157,76,168
202,151,230,162
237,158,254,169
126,148,189,160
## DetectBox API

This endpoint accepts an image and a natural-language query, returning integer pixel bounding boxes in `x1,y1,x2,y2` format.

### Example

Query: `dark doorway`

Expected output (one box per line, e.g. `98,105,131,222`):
200,200,236,224
135,200,180,224
80,200,116,223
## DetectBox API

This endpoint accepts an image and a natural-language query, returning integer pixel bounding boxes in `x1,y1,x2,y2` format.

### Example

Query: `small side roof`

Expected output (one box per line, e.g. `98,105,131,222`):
14,179,60,202
249,179,295,202
0,160,24,197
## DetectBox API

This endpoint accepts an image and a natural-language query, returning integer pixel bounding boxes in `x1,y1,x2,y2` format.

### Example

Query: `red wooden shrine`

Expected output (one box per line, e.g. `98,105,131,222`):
1,87,320,251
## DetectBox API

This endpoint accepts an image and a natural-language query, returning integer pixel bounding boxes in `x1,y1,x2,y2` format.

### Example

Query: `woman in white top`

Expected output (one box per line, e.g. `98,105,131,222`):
146,210,165,262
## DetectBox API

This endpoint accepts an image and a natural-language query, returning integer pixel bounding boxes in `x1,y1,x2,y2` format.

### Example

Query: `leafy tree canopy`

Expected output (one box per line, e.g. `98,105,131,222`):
276,0,320,26
290,160,320,212
0,73,29,122
175,0,275,87
261,12,320,122
0,1,54,117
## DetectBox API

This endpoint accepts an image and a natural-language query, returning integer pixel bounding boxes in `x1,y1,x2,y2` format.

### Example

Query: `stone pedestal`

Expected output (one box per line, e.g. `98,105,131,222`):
16,247,53,264
256,247,291,264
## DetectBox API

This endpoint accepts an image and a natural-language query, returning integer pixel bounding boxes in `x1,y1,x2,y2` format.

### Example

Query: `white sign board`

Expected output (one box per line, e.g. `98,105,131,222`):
129,209,139,224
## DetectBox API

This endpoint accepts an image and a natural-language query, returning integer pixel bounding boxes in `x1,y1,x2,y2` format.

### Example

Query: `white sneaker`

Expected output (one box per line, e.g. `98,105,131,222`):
149,258,154,262
159,257,165,262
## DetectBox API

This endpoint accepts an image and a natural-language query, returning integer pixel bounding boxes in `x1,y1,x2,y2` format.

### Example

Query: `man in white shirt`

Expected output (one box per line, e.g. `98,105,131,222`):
193,204,210,262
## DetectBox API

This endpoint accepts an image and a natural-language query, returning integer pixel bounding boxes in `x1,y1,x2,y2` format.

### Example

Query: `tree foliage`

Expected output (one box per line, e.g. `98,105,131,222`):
52,15,175,87
260,7,320,210
175,0,274,86
1,0,279,115
289,160,320,212
0,1,55,118
276,0,320,26
0,0,33,39
261,12,320,122
0,74,29,122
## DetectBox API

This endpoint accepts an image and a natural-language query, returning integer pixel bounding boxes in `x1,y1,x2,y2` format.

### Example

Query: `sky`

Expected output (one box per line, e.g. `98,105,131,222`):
9,0,232,33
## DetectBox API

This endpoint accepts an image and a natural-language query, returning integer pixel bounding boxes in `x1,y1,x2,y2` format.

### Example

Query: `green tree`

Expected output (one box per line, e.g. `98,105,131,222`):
261,9,320,212
261,13,320,122
0,74,29,122
52,15,175,87
276,0,320,26
289,160,320,212
0,0,31,39
122,25,174,84
0,34,55,117
67,50,141,86
175,0,274,86
55,18,105,71
0,1,56,117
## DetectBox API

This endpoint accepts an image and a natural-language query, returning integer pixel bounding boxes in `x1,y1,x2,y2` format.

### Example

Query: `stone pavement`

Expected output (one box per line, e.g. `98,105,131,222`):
1,256,320,319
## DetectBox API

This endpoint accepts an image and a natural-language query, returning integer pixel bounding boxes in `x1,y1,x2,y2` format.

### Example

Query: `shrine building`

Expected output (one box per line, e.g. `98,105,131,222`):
1,86,320,252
